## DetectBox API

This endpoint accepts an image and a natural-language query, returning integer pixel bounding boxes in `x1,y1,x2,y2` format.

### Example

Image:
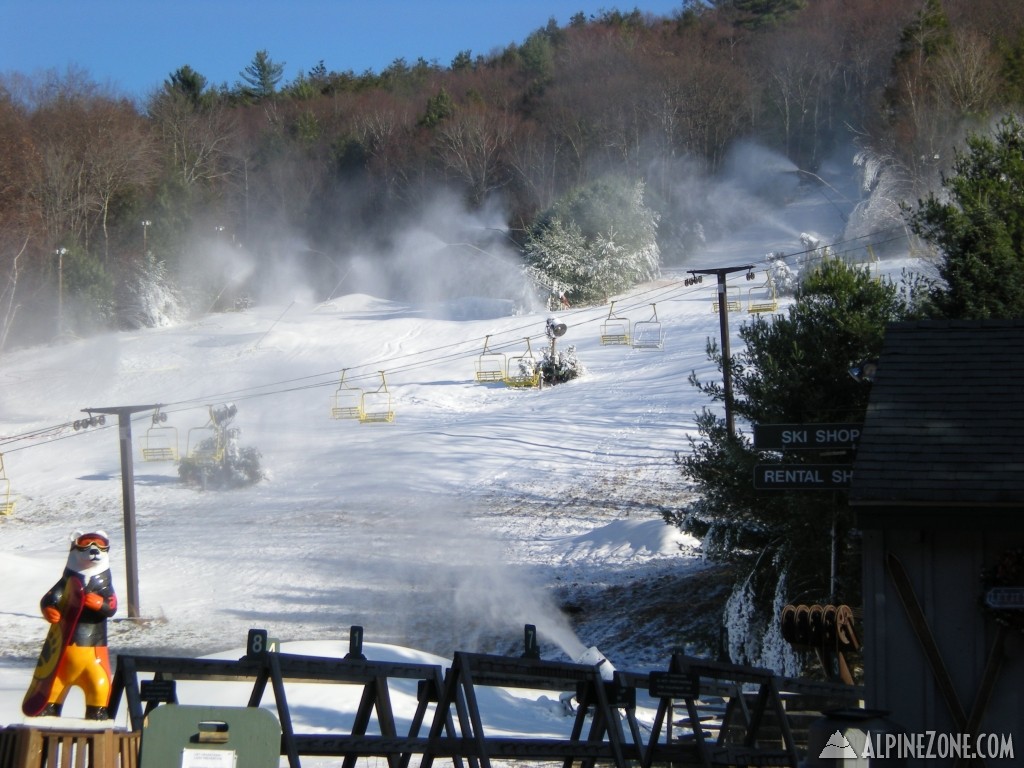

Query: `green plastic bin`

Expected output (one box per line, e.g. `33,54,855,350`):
139,704,280,768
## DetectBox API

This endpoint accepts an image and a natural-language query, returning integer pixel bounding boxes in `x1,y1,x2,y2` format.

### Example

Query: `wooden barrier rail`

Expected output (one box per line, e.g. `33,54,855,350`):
110,649,463,768
0,725,139,768
19,641,860,768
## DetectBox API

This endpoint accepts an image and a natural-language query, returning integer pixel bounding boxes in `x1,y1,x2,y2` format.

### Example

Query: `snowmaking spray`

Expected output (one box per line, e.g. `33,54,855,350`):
522,622,616,682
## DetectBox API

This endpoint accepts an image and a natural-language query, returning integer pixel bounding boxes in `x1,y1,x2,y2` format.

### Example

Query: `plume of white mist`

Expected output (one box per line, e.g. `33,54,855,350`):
451,561,588,661
335,191,540,316
722,141,801,200
845,148,916,254
179,235,258,313
664,142,804,258
341,491,590,662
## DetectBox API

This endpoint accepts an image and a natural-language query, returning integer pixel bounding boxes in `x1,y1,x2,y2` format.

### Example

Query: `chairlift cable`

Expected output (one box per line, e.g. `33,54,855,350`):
0,224,916,456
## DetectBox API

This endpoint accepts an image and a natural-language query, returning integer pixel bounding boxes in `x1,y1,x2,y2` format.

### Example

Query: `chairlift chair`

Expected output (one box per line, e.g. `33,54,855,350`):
0,454,13,515
474,335,507,384
141,408,179,462
359,371,395,423
331,369,364,419
504,338,540,388
631,304,664,349
599,301,630,345
711,287,742,313
747,271,779,314
863,244,881,282
186,407,227,463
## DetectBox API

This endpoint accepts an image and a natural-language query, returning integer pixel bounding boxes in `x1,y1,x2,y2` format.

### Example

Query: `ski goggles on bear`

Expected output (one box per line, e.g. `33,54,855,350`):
74,534,110,551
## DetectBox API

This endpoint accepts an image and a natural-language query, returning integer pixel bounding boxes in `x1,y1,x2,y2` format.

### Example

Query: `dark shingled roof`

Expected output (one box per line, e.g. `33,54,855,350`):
851,320,1024,528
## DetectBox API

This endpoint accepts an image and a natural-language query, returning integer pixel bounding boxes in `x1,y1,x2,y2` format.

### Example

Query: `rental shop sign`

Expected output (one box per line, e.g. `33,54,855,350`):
753,423,861,491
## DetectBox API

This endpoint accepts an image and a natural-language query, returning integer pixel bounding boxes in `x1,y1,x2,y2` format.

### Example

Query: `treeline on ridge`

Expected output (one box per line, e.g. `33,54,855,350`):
1,0,1022,349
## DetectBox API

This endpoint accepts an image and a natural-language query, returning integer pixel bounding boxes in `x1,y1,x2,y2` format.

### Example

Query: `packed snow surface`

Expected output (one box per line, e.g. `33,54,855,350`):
0,149,918,753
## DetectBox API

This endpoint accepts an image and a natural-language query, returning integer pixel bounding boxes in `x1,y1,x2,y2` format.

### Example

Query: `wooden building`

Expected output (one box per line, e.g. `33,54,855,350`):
850,320,1023,766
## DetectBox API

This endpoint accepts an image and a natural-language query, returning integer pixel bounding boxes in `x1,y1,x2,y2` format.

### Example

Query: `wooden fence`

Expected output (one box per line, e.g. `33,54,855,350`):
4,639,863,768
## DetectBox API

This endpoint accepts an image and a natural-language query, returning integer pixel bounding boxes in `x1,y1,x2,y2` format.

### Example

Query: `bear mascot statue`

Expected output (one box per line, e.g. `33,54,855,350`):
22,530,118,720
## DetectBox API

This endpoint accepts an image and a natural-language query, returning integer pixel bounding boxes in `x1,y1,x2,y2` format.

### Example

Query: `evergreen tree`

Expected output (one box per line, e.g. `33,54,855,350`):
238,50,285,102
525,178,660,304
671,259,919,671
729,0,807,29
451,50,473,72
894,0,951,63
419,88,454,128
166,66,209,108
906,115,1024,319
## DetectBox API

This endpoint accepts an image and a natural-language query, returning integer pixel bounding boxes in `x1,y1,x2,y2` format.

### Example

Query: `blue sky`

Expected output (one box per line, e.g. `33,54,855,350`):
2,1,685,100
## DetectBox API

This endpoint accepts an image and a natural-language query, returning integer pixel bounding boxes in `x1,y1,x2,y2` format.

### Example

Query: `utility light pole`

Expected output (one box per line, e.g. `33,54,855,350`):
141,220,152,255
688,265,754,438
55,248,67,337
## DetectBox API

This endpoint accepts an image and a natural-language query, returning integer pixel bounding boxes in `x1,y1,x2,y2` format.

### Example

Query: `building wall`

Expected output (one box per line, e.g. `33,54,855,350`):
862,527,1023,767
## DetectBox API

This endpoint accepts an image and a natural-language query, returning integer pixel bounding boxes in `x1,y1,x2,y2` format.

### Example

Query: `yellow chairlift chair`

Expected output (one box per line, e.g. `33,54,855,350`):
186,405,235,463
359,371,395,423
0,454,13,515
504,338,540,388
599,301,630,345
141,407,179,462
746,271,779,314
712,284,742,313
474,335,507,384
860,243,881,282
331,369,364,419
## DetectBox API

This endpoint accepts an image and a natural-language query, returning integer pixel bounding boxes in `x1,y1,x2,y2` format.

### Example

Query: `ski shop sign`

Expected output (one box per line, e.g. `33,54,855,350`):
754,422,862,451
753,422,860,490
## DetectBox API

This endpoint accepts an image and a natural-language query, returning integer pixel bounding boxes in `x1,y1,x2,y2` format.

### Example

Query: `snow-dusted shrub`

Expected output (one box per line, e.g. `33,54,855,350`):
526,177,660,305
119,252,186,329
178,412,264,490
764,253,798,296
845,146,915,254
179,441,264,490
760,570,804,676
723,562,804,675
539,344,584,385
723,577,761,666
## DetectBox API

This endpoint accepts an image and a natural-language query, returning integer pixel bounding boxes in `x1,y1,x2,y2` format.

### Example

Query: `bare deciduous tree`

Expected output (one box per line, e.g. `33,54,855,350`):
355,98,418,203
434,104,514,204
932,29,1000,115
0,238,25,355
84,100,158,261
149,90,236,190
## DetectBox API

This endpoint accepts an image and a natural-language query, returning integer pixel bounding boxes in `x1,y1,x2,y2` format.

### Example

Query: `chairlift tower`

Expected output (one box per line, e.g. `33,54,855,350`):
81,403,163,619
688,265,754,438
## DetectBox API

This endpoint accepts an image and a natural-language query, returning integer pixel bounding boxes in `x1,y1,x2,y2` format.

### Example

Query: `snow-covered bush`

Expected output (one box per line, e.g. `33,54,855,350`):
118,252,186,329
723,577,760,665
178,405,264,489
845,146,916,254
723,564,802,675
539,344,584,385
764,252,798,296
525,177,660,305
179,439,264,490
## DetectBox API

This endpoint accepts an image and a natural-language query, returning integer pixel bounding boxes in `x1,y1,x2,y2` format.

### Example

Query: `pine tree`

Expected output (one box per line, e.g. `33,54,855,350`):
906,115,1024,319
730,0,807,29
419,88,454,128
166,66,209,108
238,50,284,102
670,258,920,670
525,178,660,305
